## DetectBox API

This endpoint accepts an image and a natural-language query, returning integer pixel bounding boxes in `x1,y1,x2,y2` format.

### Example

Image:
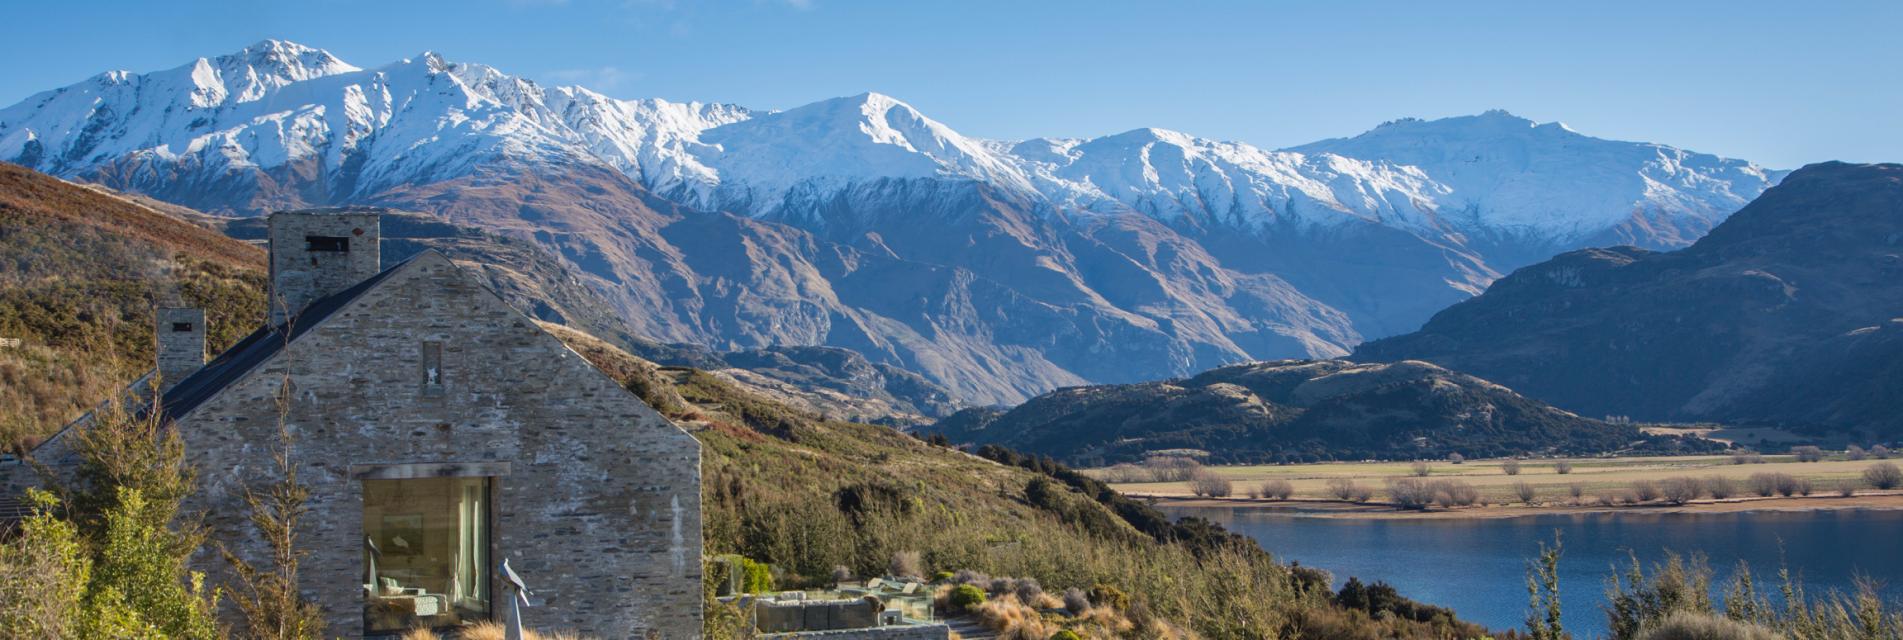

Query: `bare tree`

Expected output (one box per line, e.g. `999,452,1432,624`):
1791,446,1825,463
1188,470,1232,498
1864,462,1903,490
219,376,324,640
1257,479,1293,500
1411,461,1432,477
1703,476,1736,500
1503,460,1523,476
1660,477,1702,505
1513,482,1537,504
1630,480,1662,502
1555,461,1574,475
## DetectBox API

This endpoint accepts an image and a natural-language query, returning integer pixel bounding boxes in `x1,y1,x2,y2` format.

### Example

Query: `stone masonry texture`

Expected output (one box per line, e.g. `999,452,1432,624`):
182,249,704,639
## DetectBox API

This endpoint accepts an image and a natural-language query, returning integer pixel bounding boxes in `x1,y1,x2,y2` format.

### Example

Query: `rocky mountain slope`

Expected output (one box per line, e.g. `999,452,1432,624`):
1355,162,1903,437
0,40,1785,403
928,359,1689,466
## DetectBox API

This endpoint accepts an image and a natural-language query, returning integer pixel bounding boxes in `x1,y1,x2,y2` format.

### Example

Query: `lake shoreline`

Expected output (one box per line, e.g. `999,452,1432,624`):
1133,491,1903,519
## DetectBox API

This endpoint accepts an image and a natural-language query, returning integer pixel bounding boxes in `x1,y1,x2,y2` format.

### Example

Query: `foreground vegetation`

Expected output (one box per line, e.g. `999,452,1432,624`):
1524,534,1903,639
555,326,1493,638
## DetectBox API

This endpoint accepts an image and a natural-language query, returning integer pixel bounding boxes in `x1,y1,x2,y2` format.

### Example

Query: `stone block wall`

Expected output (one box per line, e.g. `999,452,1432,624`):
156,307,205,392
181,251,702,639
268,210,382,324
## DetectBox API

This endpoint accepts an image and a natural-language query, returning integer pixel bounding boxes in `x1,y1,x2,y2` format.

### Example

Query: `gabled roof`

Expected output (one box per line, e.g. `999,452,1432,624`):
159,253,416,420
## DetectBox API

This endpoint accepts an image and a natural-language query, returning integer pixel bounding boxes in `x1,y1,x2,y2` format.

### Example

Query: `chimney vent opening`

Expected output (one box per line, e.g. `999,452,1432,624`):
306,235,351,252
171,322,194,332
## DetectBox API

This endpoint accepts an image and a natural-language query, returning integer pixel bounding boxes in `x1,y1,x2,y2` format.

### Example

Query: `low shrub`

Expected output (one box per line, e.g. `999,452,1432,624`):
1634,611,1781,640
1410,461,1432,477
1568,483,1585,499
1847,445,1868,461
1731,451,1765,465
1188,470,1232,498
1865,462,1903,490
1837,481,1858,497
1050,631,1082,640
1555,461,1574,474
1503,460,1523,476
1386,478,1435,510
1086,583,1128,612
1631,480,1662,502
1431,479,1479,508
1792,445,1825,462
1513,481,1537,504
949,584,987,612
1703,475,1735,500
1874,445,1892,459
1062,587,1090,614
1447,453,1465,465
1257,479,1293,500
890,550,922,579
1660,477,1702,505
1325,478,1371,502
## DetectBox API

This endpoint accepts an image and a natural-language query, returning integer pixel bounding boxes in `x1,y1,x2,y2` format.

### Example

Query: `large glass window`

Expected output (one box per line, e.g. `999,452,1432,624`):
362,476,492,634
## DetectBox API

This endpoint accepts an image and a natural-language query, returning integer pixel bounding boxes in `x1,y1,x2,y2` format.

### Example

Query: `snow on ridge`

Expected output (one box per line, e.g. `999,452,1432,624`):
0,40,1782,245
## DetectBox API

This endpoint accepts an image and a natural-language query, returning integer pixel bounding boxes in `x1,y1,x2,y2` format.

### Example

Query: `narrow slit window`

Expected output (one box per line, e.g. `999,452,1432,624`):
171,322,194,332
421,341,444,396
307,235,351,252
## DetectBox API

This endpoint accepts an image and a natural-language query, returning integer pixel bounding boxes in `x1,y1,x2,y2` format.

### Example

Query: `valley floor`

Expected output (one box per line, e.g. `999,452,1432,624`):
1099,454,1903,519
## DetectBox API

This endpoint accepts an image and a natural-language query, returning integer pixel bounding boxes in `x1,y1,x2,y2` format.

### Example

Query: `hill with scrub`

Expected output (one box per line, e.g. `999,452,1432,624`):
1,161,1492,638
1355,162,1903,438
930,359,1707,466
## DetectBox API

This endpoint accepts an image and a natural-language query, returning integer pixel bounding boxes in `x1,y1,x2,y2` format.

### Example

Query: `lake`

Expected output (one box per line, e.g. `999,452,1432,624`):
1162,506,1903,638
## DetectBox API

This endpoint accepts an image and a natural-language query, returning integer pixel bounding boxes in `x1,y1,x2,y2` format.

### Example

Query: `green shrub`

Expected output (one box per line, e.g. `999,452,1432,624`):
1086,583,1128,612
933,570,954,583
1050,630,1082,640
740,557,773,594
949,584,986,612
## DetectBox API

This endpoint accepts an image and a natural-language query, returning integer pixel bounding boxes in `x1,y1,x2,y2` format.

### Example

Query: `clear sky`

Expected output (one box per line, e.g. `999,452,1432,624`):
4,0,1897,168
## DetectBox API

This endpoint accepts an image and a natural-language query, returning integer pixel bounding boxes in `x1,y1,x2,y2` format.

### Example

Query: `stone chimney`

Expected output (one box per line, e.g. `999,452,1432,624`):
156,307,206,392
268,209,382,324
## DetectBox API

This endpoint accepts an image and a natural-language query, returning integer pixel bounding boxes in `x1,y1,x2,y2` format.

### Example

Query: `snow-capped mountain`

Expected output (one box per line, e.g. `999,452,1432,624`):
0,41,1787,404
1291,111,1787,247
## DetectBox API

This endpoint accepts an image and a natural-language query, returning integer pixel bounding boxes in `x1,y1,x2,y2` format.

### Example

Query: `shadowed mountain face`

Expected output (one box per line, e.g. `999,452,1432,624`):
930,359,1667,466
1356,162,1903,437
0,41,1788,404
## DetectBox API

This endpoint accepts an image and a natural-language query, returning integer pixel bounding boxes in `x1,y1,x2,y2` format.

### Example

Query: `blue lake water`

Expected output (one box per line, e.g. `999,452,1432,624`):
1162,506,1903,638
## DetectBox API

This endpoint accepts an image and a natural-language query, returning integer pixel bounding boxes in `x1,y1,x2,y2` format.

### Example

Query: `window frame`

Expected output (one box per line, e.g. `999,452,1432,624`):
351,462,508,636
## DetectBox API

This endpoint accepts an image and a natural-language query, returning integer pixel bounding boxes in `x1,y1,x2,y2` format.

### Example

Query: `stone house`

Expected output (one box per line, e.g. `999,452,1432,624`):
4,209,704,639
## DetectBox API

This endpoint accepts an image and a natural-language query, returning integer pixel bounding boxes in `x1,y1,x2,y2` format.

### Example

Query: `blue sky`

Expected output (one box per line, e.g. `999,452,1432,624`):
5,0,1897,168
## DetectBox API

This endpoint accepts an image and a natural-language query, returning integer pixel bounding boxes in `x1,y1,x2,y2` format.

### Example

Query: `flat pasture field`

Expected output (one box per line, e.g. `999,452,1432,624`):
1095,454,1898,506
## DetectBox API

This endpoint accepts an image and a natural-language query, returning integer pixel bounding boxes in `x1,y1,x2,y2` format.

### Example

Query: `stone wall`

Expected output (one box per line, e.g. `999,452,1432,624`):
156,307,205,392
180,251,702,639
268,210,382,324
762,624,950,640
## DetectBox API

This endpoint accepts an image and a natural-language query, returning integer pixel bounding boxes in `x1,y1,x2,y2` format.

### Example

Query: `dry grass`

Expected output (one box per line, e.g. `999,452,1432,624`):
1097,454,1902,506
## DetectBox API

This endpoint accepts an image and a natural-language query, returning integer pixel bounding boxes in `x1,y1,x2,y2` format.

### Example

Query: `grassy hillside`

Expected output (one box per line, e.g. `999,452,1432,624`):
550,325,1492,639
935,359,1714,466
2,162,1493,637
0,162,267,451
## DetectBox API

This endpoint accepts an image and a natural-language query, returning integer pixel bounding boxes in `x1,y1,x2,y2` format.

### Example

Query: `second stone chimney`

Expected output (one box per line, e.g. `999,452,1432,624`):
268,209,382,324
156,307,206,392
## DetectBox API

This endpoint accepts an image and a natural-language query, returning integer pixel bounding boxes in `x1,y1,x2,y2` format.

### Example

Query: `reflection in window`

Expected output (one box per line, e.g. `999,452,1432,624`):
362,476,491,634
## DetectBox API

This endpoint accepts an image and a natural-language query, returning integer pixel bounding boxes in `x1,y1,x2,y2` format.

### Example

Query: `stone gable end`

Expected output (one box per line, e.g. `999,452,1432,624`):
179,251,703,639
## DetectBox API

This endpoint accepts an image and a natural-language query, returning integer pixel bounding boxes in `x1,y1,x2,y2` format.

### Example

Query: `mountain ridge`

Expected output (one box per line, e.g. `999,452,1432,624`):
0,40,1787,404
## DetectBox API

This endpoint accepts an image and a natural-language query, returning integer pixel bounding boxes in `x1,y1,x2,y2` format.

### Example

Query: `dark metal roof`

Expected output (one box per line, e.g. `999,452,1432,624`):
158,255,415,420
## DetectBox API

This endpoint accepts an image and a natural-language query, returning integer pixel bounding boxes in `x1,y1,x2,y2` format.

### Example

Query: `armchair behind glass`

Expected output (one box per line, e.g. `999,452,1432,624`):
362,476,492,634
